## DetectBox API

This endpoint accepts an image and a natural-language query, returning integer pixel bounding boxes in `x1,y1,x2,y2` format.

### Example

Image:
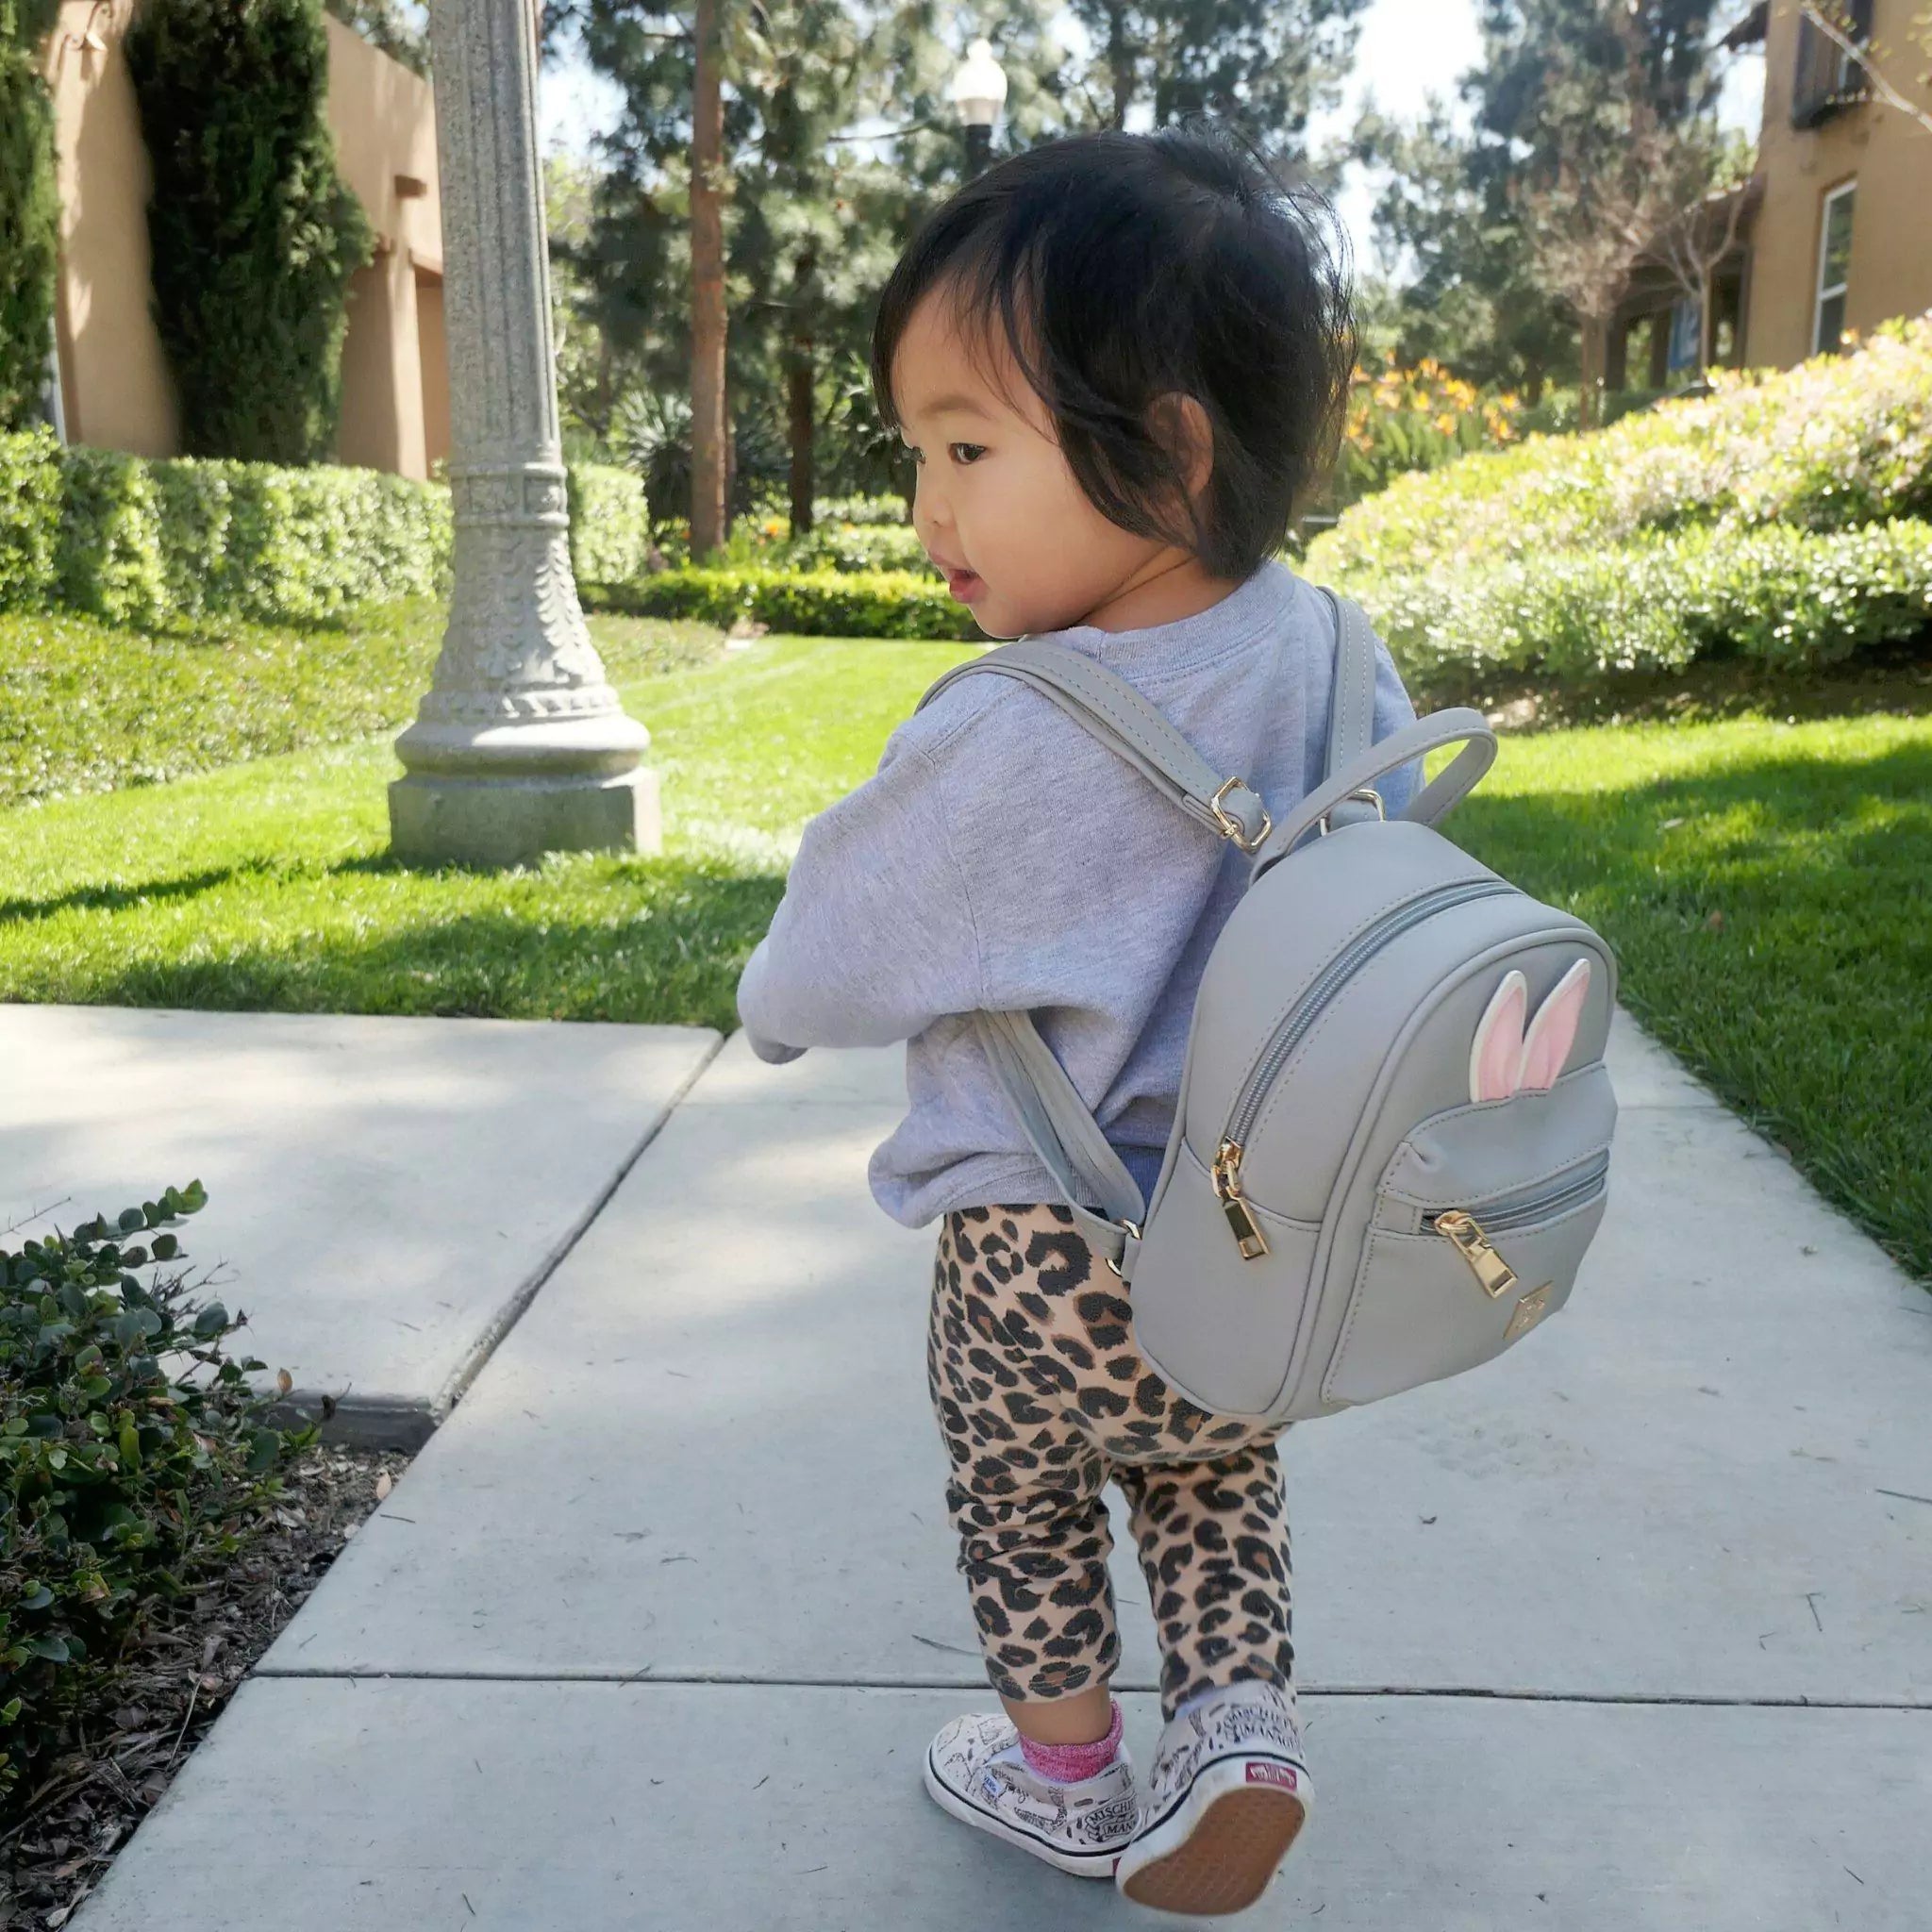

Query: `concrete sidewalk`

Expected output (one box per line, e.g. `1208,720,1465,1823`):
2,1003,721,1446
66,1009,1932,1928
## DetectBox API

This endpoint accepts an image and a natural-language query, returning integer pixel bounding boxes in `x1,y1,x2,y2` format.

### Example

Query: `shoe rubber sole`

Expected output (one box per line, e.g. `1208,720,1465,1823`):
1115,1751,1309,1916
923,1745,1128,1880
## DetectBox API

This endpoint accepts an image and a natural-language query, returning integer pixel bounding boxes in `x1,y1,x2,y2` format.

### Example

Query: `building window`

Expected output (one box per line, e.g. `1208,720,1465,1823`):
1813,181,1856,354
1791,0,1874,128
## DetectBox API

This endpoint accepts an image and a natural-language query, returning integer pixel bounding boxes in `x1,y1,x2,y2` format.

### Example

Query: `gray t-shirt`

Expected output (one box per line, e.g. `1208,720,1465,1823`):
735,558,1423,1228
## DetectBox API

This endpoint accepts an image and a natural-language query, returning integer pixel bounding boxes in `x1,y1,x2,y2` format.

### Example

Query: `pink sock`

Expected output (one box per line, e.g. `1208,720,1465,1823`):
1018,1698,1124,1784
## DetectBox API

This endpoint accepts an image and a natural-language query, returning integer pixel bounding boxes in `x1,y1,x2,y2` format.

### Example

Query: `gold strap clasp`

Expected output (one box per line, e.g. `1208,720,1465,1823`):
1209,776,1273,853
1316,787,1387,838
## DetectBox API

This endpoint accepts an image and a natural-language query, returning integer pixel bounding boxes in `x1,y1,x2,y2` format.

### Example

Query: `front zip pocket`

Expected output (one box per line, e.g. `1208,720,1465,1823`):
1212,876,1518,1256
1426,1152,1611,1298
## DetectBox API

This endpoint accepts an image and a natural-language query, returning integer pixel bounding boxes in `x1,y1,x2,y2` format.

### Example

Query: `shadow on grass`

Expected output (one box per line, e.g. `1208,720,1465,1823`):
1452,740,1932,1286
1414,628,1932,733
2,848,787,1034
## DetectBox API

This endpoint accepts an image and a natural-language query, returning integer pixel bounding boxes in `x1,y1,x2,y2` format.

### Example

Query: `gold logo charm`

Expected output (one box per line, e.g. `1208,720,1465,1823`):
1503,1282,1554,1342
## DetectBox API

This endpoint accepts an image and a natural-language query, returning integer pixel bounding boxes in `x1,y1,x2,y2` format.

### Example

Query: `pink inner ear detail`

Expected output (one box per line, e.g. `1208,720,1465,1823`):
1518,959,1591,1091
1472,971,1529,1102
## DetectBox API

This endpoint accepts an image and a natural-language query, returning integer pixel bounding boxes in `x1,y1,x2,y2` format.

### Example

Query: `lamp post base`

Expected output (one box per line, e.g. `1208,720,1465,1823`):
389,766,662,869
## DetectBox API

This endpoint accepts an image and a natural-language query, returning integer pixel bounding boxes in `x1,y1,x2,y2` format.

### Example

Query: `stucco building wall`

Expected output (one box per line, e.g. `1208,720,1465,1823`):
1742,0,1932,368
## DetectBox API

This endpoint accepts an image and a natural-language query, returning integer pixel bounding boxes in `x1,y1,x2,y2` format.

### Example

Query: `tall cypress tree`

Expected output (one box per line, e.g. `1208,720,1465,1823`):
0,0,60,431
126,0,375,462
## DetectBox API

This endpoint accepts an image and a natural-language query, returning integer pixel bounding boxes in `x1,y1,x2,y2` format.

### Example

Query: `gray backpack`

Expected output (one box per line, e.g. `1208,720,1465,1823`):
914,591,1619,1425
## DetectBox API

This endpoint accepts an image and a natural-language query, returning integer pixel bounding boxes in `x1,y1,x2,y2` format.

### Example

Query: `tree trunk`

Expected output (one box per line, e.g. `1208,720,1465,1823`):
1524,359,1545,408
689,0,727,559
1108,5,1132,127
787,246,817,534
1698,270,1715,375
1578,315,1607,431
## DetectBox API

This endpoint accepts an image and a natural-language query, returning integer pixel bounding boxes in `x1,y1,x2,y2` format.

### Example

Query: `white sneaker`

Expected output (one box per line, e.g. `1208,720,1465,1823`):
1114,1682,1311,1916
923,1709,1140,1879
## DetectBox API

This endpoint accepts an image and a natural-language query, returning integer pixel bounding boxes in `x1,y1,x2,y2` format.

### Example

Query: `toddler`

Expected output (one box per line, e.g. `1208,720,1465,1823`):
735,124,1423,1915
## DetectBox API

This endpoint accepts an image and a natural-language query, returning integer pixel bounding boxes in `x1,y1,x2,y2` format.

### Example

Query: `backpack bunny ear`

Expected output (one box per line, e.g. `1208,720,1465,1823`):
1518,958,1591,1092
1471,969,1529,1103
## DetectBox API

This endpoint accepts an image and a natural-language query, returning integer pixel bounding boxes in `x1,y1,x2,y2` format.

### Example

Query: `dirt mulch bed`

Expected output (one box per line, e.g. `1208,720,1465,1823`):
0,1439,415,1930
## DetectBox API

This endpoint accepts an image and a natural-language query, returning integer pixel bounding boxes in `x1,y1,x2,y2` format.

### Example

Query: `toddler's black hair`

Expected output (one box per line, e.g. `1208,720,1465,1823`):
869,122,1356,580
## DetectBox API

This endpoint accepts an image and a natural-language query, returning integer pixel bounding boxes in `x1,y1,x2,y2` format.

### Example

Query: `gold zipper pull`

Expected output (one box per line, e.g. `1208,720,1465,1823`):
1213,1139,1271,1259
1435,1209,1518,1299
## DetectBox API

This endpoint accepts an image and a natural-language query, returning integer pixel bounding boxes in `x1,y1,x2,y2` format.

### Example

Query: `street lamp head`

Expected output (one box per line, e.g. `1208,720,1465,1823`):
949,37,1008,130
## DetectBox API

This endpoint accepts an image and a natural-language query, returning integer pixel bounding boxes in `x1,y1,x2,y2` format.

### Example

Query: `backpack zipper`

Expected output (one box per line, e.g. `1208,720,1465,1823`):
1428,1152,1611,1297
1212,877,1518,1258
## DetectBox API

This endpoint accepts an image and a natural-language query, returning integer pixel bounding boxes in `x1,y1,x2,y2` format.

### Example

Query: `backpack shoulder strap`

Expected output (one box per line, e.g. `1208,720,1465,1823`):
911,591,1376,1255
915,640,1272,852
1318,587,1385,830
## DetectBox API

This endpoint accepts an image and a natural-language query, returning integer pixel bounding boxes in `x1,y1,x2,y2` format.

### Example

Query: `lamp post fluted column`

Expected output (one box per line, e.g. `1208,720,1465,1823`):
391,0,660,867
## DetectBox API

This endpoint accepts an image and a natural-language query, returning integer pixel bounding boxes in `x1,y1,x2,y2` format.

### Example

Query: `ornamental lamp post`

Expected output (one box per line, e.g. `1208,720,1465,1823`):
390,0,660,870
949,38,1007,178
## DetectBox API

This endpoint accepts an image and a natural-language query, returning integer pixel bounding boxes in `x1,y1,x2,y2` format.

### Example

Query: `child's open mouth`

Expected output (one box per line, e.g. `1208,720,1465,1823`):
942,566,984,602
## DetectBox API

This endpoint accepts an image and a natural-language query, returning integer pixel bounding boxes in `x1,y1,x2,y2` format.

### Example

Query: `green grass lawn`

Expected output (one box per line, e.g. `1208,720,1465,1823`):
1447,709,1931,1285
0,625,980,1037
2,618,1925,1284
0,599,731,811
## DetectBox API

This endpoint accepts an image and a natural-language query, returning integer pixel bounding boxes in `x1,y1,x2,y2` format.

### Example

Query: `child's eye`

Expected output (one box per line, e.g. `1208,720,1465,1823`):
948,442,988,465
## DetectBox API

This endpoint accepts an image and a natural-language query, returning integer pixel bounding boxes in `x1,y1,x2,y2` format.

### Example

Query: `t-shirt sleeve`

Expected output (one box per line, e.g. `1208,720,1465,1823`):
734,721,989,1058
1368,632,1424,819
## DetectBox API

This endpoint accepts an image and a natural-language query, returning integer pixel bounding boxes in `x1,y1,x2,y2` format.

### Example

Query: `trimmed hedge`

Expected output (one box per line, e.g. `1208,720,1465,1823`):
1310,318,1932,688
784,521,930,574
612,565,978,641
1349,518,1932,689
566,462,650,587
0,432,643,627
1311,317,1932,590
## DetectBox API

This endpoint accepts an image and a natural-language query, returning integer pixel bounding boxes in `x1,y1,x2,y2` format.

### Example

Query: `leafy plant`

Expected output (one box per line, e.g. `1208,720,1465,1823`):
1327,354,1525,511
609,563,976,640
0,1184,318,1811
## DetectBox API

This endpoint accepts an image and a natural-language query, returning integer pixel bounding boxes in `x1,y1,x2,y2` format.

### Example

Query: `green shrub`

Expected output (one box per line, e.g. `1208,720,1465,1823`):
811,492,910,527
566,462,649,586
786,521,930,574
216,461,449,622
1347,518,1932,690
0,1183,317,1808
1328,356,1527,513
57,447,168,627
1311,318,1932,587
0,425,58,607
126,0,375,462
0,446,453,627
147,458,236,621
614,565,977,640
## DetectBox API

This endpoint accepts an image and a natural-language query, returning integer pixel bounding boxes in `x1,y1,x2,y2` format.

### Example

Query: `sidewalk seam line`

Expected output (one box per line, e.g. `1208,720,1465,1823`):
430,1027,728,1424
245,1669,1932,1710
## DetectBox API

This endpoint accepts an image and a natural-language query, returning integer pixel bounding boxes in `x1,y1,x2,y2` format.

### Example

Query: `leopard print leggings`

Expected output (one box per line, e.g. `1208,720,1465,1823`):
926,1201,1295,1724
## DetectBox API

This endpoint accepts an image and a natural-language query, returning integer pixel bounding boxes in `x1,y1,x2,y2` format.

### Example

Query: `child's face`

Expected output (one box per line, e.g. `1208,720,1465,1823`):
891,287,1179,639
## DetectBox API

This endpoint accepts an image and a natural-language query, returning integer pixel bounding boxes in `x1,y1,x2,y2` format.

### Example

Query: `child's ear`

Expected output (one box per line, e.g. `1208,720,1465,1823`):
1149,391,1216,501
